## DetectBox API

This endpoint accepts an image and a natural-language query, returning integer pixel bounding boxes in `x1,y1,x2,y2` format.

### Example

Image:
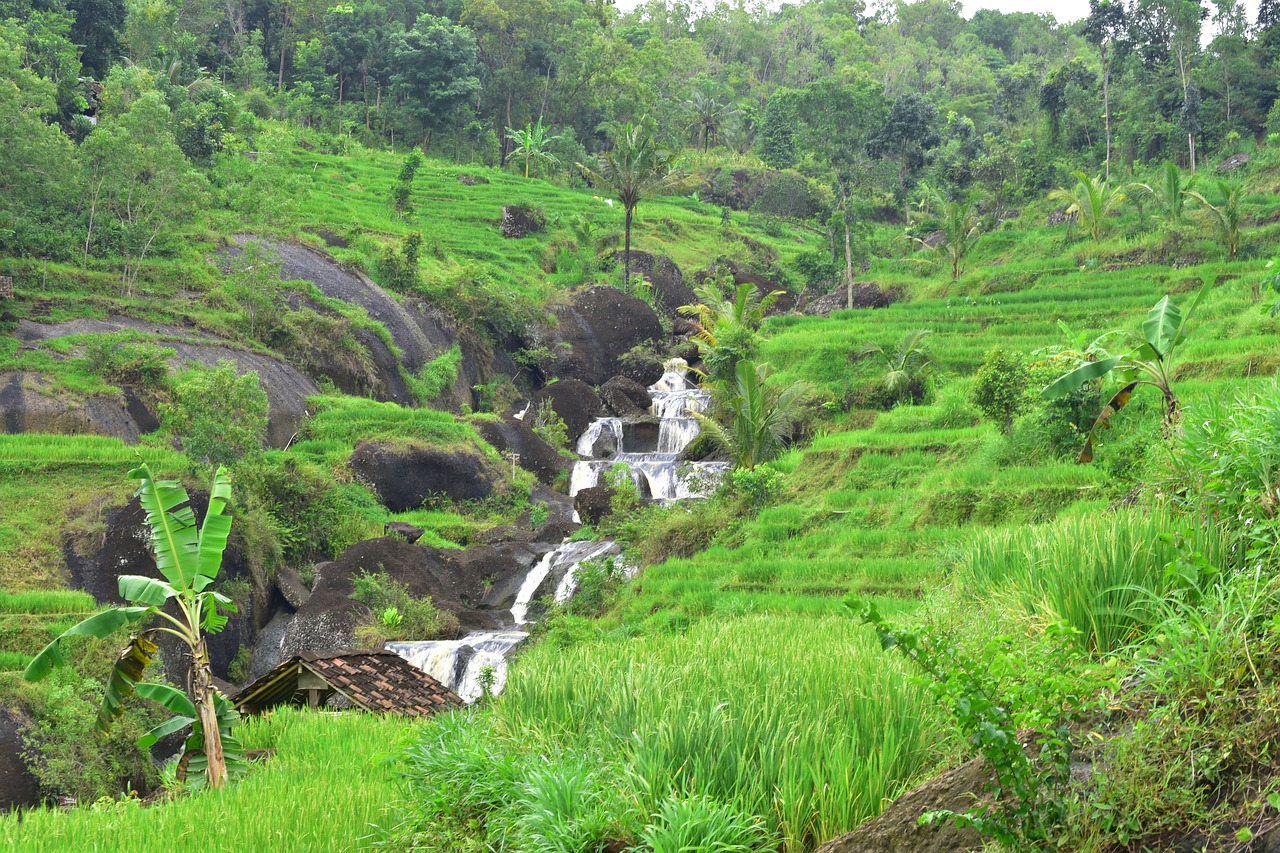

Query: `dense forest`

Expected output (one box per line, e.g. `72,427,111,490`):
3,0,1280,852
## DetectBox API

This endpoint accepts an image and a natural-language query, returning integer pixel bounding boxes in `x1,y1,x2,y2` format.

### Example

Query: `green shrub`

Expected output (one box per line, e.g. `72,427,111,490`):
351,571,457,642
407,345,462,406
161,362,268,468
82,338,173,388
973,346,1030,436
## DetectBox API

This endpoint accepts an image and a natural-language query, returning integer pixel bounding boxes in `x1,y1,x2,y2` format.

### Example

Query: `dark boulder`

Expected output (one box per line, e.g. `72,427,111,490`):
574,484,617,526
0,709,39,812
385,522,425,544
543,287,664,386
350,441,500,512
600,376,652,418
273,565,311,610
805,283,905,316
606,250,697,316
501,205,545,238
530,379,602,445
475,415,573,485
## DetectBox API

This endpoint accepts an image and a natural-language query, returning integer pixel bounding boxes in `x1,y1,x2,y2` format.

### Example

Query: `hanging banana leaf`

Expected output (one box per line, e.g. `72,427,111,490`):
1041,354,1126,400
95,633,160,734
129,463,202,589
1077,382,1140,463
194,467,233,592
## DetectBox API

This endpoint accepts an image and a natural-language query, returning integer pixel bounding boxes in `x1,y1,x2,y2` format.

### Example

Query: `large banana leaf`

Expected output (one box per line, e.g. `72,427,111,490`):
135,682,198,749
1141,295,1180,359
95,633,160,734
24,606,151,682
117,575,177,607
129,463,201,589
1041,354,1126,400
194,467,233,592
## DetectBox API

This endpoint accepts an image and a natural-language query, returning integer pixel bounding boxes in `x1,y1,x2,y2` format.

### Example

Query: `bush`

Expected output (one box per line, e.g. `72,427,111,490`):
351,571,457,642
161,362,268,467
972,346,1030,436
82,338,173,388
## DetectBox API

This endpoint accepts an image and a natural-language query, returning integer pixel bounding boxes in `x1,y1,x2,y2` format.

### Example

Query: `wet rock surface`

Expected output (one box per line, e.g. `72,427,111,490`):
600,376,653,418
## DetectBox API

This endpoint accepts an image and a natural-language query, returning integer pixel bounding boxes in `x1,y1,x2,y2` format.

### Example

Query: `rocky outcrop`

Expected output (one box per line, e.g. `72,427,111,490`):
474,415,572,486
13,317,320,447
543,287,664,386
606,250,697,316
574,483,617,526
530,379,601,445
0,372,159,443
814,755,990,853
350,441,500,512
805,283,905,316
600,376,652,418
500,205,545,238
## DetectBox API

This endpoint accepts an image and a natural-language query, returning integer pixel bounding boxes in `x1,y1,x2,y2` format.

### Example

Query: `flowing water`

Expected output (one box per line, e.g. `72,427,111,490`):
388,361,723,702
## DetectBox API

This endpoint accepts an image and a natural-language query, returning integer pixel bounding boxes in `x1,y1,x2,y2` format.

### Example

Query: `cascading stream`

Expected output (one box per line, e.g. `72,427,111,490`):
389,360,724,703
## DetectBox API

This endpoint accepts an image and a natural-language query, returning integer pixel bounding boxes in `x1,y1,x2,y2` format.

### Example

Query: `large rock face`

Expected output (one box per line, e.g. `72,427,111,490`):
530,379,601,445
0,372,158,442
606,250,697,317
474,415,572,486
13,317,320,447
349,441,500,512
0,709,40,812
599,376,652,418
804,283,904,316
543,287,664,386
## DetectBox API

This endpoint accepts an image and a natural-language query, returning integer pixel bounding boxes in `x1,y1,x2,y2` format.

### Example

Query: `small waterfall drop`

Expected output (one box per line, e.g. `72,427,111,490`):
569,359,729,501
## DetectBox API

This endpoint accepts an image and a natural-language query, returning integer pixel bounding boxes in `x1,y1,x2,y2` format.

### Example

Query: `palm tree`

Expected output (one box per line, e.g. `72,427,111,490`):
1186,179,1244,261
577,122,687,289
679,277,784,383
695,359,812,469
859,328,934,404
911,189,982,282
1128,160,1194,226
1049,172,1126,243
684,90,739,152
506,119,562,178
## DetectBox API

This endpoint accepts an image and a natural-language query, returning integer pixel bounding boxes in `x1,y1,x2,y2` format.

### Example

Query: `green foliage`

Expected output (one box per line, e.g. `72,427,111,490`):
81,337,173,388
161,362,268,468
392,151,421,214
1049,172,1126,243
351,571,457,641
506,119,562,178
1186,179,1245,260
529,398,569,451
696,360,811,470
640,794,774,853
1042,279,1212,461
851,598,1109,848
1128,160,1194,226
911,189,982,282
858,329,934,405
973,346,1031,435
407,345,462,406
25,463,240,789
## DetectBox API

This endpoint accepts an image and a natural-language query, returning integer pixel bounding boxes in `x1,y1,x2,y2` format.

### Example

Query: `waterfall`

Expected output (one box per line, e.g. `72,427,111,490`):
569,359,728,502
388,359,723,703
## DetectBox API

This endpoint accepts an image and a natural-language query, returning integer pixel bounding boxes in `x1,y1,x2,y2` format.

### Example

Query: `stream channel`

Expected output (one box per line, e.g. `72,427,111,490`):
387,361,727,702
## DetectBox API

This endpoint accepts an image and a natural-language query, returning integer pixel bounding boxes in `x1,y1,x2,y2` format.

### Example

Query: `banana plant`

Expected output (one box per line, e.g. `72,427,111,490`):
1042,279,1212,463
24,463,240,789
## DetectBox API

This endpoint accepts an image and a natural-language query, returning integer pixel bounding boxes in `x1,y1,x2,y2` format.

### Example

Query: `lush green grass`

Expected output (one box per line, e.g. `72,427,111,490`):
488,614,942,851
0,590,96,615
0,708,414,852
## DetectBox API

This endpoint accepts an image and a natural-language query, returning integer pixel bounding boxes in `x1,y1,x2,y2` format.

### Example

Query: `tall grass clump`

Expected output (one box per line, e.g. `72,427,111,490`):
0,708,411,852
494,614,940,850
0,590,96,614
954,508,1231,652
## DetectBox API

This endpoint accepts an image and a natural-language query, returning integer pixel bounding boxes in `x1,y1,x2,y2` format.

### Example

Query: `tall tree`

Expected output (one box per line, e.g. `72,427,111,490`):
390,14,481,150
1084,0,1128,181
868,91,940,223
576,121,686,290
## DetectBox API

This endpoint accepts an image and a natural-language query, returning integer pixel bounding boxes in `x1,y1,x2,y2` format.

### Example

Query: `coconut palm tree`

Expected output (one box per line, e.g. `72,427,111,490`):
695,359,812,469
506,119,562,179
1186,179,1244,261
577,122,687,290
859,328,934,404
1049,172,1126,243
684,90,739,152
1128,160,1194,226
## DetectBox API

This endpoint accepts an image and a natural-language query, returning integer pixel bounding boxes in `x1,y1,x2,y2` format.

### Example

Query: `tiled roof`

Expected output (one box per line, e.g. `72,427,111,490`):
234,649,462,716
